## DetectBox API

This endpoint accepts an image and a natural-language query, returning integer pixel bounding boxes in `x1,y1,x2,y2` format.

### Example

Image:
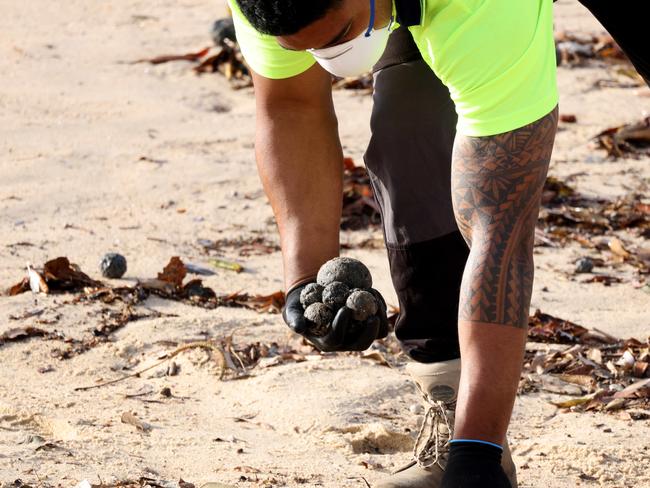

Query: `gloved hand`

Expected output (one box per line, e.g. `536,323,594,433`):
283,282,390,352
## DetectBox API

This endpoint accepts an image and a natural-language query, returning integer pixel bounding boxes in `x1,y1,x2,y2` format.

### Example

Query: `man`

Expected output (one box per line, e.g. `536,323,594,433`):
225,0,648,486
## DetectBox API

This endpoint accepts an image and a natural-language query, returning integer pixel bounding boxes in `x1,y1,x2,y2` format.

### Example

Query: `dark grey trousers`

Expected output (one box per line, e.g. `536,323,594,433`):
364,27,467,363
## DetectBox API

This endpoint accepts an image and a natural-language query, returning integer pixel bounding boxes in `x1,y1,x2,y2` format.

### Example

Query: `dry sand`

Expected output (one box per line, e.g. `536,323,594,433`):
1,0,649,487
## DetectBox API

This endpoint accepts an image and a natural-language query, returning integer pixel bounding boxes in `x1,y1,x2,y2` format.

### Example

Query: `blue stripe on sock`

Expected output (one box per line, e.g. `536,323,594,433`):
450,439,503,451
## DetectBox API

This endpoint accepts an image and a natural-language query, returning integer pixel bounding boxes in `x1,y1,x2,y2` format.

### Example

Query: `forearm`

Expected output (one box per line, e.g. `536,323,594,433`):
255,99,343,290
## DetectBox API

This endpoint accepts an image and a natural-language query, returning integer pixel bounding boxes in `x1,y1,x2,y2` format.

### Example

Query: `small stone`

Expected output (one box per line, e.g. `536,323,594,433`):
100,252,127,279
575,257,594,274
322,281,350,309
300,283,324,308
317,257,372,289
346,290,378,321
160,387,172,398
303,302,333,337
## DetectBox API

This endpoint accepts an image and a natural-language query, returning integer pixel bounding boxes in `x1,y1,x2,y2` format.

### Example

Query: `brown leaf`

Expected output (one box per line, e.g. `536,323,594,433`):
595,117,650,159
157,256,186,287
341,157,381,230
42,257,102,291
8,277,30,296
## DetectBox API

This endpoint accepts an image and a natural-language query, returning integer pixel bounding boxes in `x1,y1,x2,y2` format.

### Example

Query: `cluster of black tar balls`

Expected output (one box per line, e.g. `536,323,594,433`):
300,257,381,336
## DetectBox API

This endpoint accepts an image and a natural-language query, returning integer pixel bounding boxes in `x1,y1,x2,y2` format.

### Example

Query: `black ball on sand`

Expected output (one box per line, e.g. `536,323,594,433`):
100,253,127,279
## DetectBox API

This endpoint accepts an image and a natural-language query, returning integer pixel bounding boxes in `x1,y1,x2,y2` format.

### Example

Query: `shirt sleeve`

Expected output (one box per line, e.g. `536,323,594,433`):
228,0,316,80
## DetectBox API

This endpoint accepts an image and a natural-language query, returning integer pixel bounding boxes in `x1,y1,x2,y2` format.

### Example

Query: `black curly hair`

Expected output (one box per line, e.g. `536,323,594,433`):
235,0,343,36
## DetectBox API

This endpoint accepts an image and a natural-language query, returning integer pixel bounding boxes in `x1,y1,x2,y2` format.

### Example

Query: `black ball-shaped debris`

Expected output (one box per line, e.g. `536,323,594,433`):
100,253,127,279
303,302,333,336
346,290,378,321
322,281,350,309
300,283,324,308
575,257,594,274
317,257,372,290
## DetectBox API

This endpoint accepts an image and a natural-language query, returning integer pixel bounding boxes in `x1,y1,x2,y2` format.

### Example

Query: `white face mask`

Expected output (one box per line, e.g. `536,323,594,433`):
307,0,392,78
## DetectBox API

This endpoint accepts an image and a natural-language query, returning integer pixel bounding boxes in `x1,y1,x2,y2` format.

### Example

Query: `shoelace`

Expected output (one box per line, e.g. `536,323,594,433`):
412,391,455,469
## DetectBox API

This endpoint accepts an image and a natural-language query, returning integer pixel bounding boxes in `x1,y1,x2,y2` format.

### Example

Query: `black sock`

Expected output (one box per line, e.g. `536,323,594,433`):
441,441,512,488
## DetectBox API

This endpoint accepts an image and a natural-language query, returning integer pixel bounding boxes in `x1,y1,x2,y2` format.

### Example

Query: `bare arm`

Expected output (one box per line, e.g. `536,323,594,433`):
252,64,342,290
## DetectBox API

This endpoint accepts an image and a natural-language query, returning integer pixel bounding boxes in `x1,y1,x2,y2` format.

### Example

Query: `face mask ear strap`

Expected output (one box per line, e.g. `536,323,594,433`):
365,0,376,37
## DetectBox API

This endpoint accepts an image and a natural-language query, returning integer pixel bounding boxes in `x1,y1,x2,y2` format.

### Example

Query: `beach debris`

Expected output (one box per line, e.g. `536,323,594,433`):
555,32,628,67
184,263,216,276
76,341,228,391
209,258,244,273
131,29,251,89
217,290,285,314
7,257,102,296
0,326,52,346
121,411,151,432
28,265,48,293
299,257,379,335
522,310,650,418
575,257,595,274
594,116,650,159
197,236,280,257
132,47,211,65
100,252,127,279
346,290,378,321
322,281,351,309
341,157,381,230
560,114,577,123
303,303,334,335
537,177,649,280
299,283,324,308
317,257,373,289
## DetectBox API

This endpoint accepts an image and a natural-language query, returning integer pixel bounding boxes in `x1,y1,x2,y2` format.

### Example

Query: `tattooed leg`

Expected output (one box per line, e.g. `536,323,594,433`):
451,108,559,444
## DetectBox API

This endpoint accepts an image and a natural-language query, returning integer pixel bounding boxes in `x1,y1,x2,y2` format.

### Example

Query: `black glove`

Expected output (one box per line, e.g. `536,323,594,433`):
441,441,512,488
282,282,390,352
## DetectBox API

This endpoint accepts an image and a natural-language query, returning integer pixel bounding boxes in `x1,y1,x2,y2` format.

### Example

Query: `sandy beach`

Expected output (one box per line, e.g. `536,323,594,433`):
1,0,649,487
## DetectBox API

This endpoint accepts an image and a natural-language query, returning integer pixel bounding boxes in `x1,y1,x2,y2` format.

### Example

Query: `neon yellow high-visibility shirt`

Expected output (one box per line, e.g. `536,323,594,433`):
229,0,558,137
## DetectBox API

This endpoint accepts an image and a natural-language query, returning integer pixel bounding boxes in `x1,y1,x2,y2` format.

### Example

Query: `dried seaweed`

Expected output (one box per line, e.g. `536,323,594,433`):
537,178,650,278
6,257,103,296
594,117,650,159
341,157,381,230
131,40,252,89
555,32,629,67
523,310,650,418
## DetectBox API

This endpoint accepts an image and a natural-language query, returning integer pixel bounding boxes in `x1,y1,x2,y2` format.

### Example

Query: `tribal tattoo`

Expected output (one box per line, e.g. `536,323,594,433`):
451,108,559,329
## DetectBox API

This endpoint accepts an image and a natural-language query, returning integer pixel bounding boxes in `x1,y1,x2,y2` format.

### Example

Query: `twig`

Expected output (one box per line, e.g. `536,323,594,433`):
75,341,226,391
